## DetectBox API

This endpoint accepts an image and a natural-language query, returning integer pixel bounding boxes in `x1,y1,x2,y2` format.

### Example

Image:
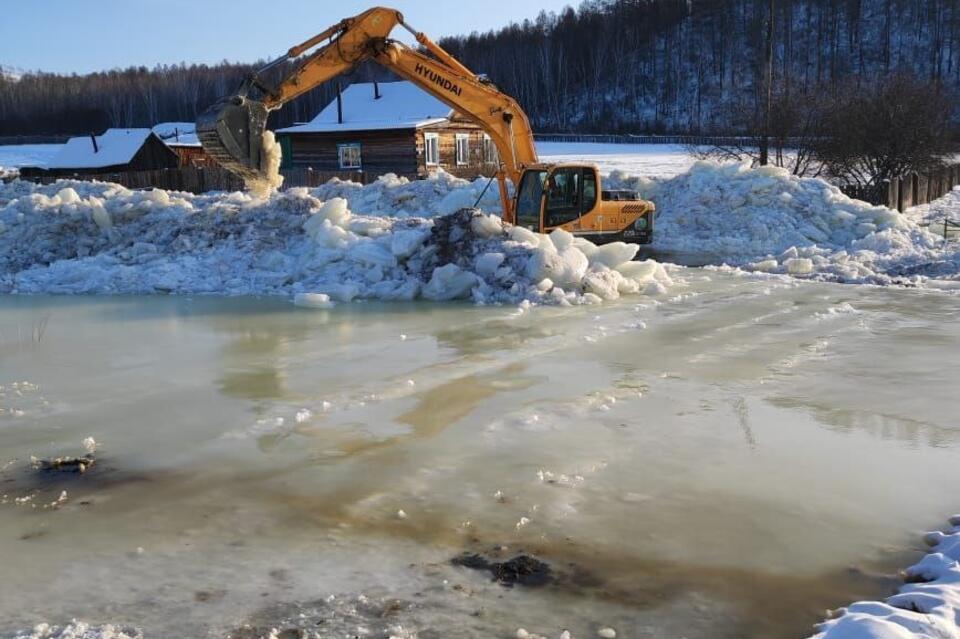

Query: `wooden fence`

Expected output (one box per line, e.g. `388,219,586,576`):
839,164,960,212
11,166,385,193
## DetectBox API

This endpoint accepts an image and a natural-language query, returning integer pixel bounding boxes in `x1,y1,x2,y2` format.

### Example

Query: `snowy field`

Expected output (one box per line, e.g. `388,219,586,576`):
0,141,702,180
0,144,62,177
537,141,701,178
1,142,960,639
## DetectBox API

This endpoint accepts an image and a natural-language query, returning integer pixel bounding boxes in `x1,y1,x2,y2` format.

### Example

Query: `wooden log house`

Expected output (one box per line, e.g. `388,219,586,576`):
22,129,179,178
152,122,217,168
276,81,499,180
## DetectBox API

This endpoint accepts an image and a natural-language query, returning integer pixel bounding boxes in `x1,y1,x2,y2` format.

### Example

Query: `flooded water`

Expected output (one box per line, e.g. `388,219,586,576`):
1,272,959,638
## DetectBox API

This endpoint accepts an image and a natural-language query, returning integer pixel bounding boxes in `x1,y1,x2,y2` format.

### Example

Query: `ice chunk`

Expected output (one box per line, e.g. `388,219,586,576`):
294,293,335,309
470,212,504,238
436,190,477,216
524,246,589,286
56,187,81,205
510,226,540,247
550,227,575,251
423,264,477,301
616,260,658,280
317,197,350,226
475,252,506,277
390,229,429,258
785,258,814,275
91,201,112,231
582,267,624,300
350,240,397,268
751,259,779,272
589,242,639,268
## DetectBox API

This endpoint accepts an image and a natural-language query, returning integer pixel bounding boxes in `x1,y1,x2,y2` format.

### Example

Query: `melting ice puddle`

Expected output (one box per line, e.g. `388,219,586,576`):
0,274,959,639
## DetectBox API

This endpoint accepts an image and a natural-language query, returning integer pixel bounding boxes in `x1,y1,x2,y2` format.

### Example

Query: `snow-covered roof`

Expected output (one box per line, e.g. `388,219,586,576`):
152,122,201,147
46,129,156,169
277,81,453,134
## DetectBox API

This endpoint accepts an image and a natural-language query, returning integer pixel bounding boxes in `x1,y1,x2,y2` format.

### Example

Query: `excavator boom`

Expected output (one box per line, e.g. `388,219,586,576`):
196,7,537,221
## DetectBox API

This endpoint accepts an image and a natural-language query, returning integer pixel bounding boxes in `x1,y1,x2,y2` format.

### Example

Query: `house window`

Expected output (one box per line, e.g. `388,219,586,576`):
424,133,440,166
482,134,498,164
338,143,362,169
455,134,470,166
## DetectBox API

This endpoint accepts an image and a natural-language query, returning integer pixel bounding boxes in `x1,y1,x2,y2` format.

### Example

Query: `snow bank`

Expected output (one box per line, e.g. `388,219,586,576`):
611,162,960,286
810,515,960,639
0,179,671,305
309,170,504,218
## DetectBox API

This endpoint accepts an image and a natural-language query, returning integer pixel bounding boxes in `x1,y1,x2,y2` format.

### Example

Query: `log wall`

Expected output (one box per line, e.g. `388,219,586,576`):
282,129,419,177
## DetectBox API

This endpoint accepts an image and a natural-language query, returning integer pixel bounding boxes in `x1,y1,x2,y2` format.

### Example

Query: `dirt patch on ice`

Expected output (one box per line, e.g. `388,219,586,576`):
451,553,554,588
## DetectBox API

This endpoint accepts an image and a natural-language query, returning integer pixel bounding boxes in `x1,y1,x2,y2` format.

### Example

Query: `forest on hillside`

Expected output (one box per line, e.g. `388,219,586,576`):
1,0,957,136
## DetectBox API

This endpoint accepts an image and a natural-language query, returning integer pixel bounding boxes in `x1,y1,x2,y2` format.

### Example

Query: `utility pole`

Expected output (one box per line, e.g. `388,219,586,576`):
760,0,775,166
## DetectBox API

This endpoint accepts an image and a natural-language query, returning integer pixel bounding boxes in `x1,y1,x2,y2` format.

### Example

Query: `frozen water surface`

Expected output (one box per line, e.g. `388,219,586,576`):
1,276,960,638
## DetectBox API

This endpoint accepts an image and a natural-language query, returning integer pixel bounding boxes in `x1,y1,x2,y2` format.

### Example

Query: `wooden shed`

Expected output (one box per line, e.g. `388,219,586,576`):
276,81,499,180
37,129,179,177
152,122,218,168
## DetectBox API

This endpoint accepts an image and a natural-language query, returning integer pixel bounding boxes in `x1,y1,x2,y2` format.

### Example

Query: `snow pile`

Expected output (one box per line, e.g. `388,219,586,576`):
611,162,960,285
810,515,960,639
906,185,960,235
310,170,503,218
0,180,671,304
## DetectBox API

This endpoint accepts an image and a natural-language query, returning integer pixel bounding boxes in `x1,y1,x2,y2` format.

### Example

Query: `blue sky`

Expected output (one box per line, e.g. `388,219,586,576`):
1,0,573,74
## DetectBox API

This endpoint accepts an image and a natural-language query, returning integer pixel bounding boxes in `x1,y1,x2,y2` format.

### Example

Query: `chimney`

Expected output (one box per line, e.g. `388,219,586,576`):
336,81,343,125
89,133,99,153
374,80,381,100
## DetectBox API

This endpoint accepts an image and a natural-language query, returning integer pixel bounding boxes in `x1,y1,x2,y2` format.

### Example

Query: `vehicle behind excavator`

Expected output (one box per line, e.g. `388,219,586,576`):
197,6,654,244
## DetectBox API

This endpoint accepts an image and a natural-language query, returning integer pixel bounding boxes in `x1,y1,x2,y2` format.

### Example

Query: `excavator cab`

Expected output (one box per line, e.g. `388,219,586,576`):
514,165,654,244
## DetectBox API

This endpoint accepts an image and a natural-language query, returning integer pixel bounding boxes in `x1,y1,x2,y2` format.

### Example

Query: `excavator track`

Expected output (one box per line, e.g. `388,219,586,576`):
196,94,271,182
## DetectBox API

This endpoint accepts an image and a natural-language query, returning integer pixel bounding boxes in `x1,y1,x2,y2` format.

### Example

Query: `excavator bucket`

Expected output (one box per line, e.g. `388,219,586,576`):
195,91,271,182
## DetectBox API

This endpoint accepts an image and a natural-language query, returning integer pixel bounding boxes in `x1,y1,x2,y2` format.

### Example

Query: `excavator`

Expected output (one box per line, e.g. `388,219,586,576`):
196,6,654,244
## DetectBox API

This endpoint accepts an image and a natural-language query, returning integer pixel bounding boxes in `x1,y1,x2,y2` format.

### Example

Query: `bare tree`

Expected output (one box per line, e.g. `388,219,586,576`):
813,75,954,187
693,86,824,177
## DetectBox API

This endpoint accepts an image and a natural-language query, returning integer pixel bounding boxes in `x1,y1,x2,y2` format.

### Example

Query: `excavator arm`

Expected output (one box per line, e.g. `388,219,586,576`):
196,6,537,223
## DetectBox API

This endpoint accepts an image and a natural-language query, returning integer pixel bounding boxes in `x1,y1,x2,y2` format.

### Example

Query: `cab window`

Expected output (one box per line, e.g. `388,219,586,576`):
516,170,547,230
545,168,583,227
581,169,597,214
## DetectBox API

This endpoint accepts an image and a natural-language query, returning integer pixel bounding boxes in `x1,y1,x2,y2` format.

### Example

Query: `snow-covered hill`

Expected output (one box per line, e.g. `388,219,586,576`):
0,64,25,82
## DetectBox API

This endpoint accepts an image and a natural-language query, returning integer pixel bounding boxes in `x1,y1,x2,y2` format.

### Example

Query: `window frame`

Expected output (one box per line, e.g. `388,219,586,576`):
424,132,440,167
482,133,499,164
544,167,585,228
337,142,362,170
455,133,470,166
515,169,548,231
454,133,470,166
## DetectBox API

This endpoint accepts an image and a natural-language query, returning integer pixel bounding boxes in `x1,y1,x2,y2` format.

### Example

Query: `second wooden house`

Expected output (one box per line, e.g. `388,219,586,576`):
276,81,499,180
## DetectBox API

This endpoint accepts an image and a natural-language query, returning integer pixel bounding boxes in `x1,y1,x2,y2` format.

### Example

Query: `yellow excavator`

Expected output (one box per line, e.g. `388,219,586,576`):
197,6,654,244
